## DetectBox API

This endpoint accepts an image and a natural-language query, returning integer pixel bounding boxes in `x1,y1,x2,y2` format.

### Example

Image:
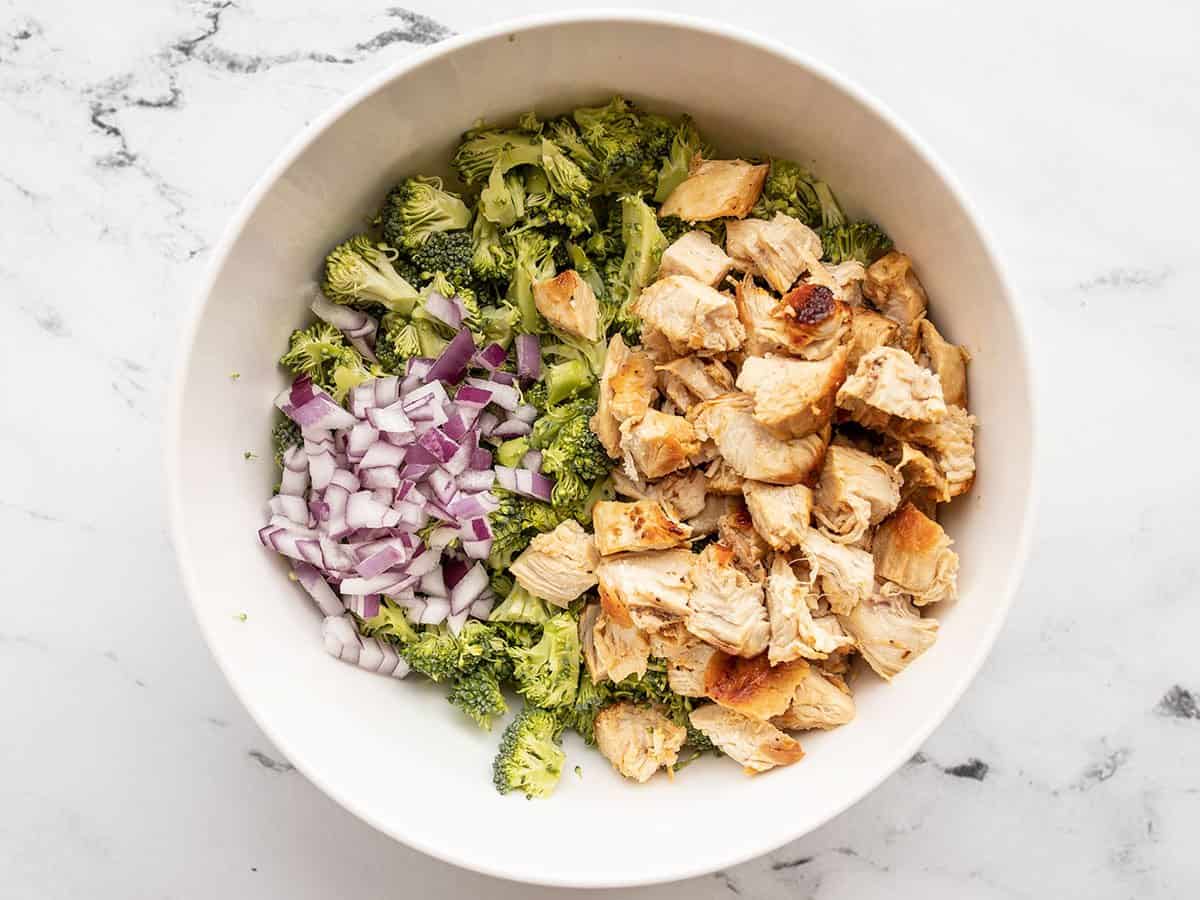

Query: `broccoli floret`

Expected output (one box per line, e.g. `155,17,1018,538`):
486,489,563,572
401,627,461,683
271,417,300,467
492,706,565,798
453,128,542,185
375,311,447,372
685,721,716,752
820,222,893,266
507,230,559,333
658,215,726,248
489,583,552,625
410,229,474,286
654,115,706,202
279,321,378,401
322,235,421,313
510,612,580,709
542,357,593,406
539,399,611,514
530,396,593,450
569,97,669,196
579,475,616,524
560,670,612,745
751,158,823,225
522,381,549,416
359,596,420,644
495,436,531,468
448,665,508,730
377,176,472,252
605,195,667,341
479,304,520,349
814,181,845,230
470,214,516,284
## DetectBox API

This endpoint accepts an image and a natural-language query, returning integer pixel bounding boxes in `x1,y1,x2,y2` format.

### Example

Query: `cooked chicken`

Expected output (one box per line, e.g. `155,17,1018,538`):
892,404,976,498
647,621,697,660
704,457,746,495
765,555,856,663
836,346,947,431
872,502,958,606
596,548,694,633
813,445,902,544
893,440,951,506
688,704,804,773
509,519,599,606
689,393,828,485
659,157,769,221
592,334,657,457
735,348,848,439
717,503,771,575
917,319,969,409
724,213,823,293
686,493,739,537
734,275,849,362
687,543,770,657
742,481,813,550
594,702,687,783
650,468,708,520
668,639,719,697
798,528,874,615
771,662,856,731
658,230,734,287
863,250,928,326
656,356,735,413
837,581,939,680
635,275,745,357
581,603,651,683
593,499,692,555
846,307,900,373
828,260,867,306
619,409,701,480
705,651,811,720
531,269,600,341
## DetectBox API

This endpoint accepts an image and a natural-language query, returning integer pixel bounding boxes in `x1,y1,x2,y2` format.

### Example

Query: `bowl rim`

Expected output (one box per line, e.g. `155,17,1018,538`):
165,8,1038,888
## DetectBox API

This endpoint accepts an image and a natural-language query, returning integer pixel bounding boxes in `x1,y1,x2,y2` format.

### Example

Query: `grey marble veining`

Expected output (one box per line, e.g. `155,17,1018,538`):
1,1,1197,897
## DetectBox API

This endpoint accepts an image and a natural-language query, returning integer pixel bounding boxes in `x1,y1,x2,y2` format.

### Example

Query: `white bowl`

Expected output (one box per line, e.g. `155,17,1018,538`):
167,11,1035,888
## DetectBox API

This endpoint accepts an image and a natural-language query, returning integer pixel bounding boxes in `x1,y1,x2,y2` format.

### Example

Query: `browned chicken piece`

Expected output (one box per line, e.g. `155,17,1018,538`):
798,528,875,615
917,319,969,409
705,651,811,720
846,307,901,373
704,457,746,495
742,481,813,550
580,603,651,683
532,270,600,341
609,468,649,501
594,702,687,782
668,639,719,697
647,622,697,660
650,468,708,520
593,499,692,555
813,445,902,545
765,555,856,663
771,661,856,731
687,543,770,657
686,494,739,538
837,581,938,680
717,503,771,576
635,275,745,357
619,409,701,480
657,230,734,287
863,250,928,326
688,704,805,773
690,393,828,485
659,157,769,221
735,275,850,362
592,334,658,458
837,346,948,431
892,404,977,498
656,356,735,414
872,502,958,606
724,213,823,293
597,548,694,633
893,441,951,506
509,519,599,606
735,348,849,439
828,260,868,306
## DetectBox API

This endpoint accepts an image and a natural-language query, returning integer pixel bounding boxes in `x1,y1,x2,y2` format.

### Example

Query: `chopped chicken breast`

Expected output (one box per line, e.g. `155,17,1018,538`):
872,502,958,606
650,468,708,520
688,704,804,773
837,346,948,431
837,581,939,680
828,260,867,306
532,269,600,341
690,393,828,485
581,603,651,683
735,275,849,361
594,702,687,783
724,214,823,293
704,457,746,494
771,662,856,731
742,481,813,550
635,275,745,356
659,157,769,221
647,622,697,660
658,230,734,287
892,404,976,498
863,250,928,326
656,356,735,413
917,319,969,409
892,441,951,506
619,409,701,480
667,640,718,697
798,529,874,615
705,651,811,720
597,548,694,633
686,543,770,657
592,334,657,457
813,445,902,544
687,494,739,537
735,348,848,438
847,307,901,373
717,503,771,575
593,499,692,555
765,555,856,663
509,519,599,606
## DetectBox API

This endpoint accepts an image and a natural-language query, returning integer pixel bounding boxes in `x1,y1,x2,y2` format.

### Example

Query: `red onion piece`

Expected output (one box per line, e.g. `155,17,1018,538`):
454,385,493,408
465,377,520,411
516,334,541,381
356,634,384,670
374,376,401,408
419,568,447,598
474,342,508,372
426,329,476,385
322,614,362,663
489,370,517,387
276,377,358,430
512,404,539,424
345,593,381,619
349,384,376,418
468,593,495,620
476,411,500,438
491,418,532,439
358,441,405,470
419,596,451,625
520,449,543,472
426,526,459,551
455,469,496,493
462,538,493,560
424,290,463,329
292,561,344,616
355,544,407,578
447,491,499,519
470,447,493,470
280,454,310,496
269,494,312,526
450,563,489,614
366,403,414,435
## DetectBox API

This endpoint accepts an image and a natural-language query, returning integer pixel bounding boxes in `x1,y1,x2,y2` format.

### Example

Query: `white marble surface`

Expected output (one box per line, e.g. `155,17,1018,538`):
2,0,1198,896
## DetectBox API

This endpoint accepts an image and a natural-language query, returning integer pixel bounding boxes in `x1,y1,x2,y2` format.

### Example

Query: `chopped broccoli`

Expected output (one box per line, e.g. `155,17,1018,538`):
359,596,419,644
279,321,378,401
579,475,616,524
453,128,542,185
410,229,474,287
271,417,300,467
543,357,593,406
470,214,516,284
654,114,706,202
751,158,832,226
486,489,563,572
658,215,726,248
321,235,421,313
605,195,667,342
492,706,565,798
489,584,552,625
377,176,472,251
522,381,549,416
530,396,593,449
814,181,845,230
448,666,508,730
510,612,580,709
820,221,893,266
400,627,461,683
538,398,611,515
478,304,520,349
507,230,558,333
495,436,531,468
375,311,447,372
568,97,673,196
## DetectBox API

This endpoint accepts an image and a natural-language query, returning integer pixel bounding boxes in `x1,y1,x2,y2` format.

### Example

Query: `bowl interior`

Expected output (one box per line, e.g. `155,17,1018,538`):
169,14,1033,888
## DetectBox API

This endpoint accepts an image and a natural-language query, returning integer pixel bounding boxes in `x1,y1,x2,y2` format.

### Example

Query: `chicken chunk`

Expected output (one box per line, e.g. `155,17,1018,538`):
597,548,694,633
813,445,902,544
656,356,735,413
635,275,745,357
724,213,823,293
892,404,977,498
872,502,958,606
689,393,828,485
705,651,811,720
837,581,939,680
892,440,951,506
771,662,856,731
704,457,746,495
659,157,769,221
917,319,969,409
594,702,687,783
686,494,739,537
687,543,770,657
593,499,692,555
619,409,701,480
667,639,719,697
846,307,900,373
734,275,849,361
532,269,600,341
647,622,697,660
828,260,867,307
863,250,928,326
509,519,599,606
742,481,812,550
688,704,805,773
650,468,708,520
765,555,856,663
581,603,651,683
837,346,947,431
717,503,772,576
798,529,874,615
592,334,657,457
658,230,734,287
736,348,848,439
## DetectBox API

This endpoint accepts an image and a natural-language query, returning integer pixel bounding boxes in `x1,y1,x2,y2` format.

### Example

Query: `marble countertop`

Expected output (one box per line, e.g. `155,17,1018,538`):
3,0,1197,896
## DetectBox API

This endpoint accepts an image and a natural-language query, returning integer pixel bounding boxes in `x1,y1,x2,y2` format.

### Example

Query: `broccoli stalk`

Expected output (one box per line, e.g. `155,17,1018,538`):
654,115,705,202
492,706,565,798
510,612,581,709
507,230,558,333
605,195,667,342
377,176,472,251
322,235,421,313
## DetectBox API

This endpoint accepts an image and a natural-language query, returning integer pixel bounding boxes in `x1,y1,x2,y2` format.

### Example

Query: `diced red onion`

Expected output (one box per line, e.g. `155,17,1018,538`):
455,469,496,493
454,385,494,408
474,342,508,372
346,491,400,530
426,467,457,504
312,294,378,362
470,448,493,470
339,570,411,595
292,561,344,616
462,517,494,542
345,593,381,619
393,501,429,530
450,563,489,614
491,418,532,439
366,403,414,435
468,593,495,620
441,411,469,442
376,638,399,674
516,334,540,381
442,557,469,590
466,377,520,411
276,376,358,430
269,494,312,526
279,453,310,497
308,498,330,522
426,329,476,385
357,441,405,470
424,290,462,329
512,404,539,424
398,461,433,482
329,468,360,492
446,607,471,636
476,411,500,438
349,383,377,418
417,427,459,464
355,544,407,578
462,538,493,560
346,422,379,462
447,491,499,519
419,568,447,598
521,449,543,472
356,634,384,670
374,376,401,408
489,370,517,387
403,547,442,578
360,467,400,490
322,614,361,663
426,526,459,551
419,595,451,625
369,487,395,507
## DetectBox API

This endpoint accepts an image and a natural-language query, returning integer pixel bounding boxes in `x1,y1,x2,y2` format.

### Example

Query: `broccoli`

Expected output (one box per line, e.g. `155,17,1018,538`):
751,158,839,227
321,235,421,313
815,181,845,230
377,176,472,251
605,195,667,342
489,583,552,625
453,128,542,185
579,475,616,524
542,357,594,406
562,670,612,745
565,242,606,302
470,214,516,284
820,221,893,266
279,321,378,401
359,596,419,644
271,417,300,467
486,489,563,572
375,311,448,372
448,666,507,730
495,436,531,468
654,114,706,202
568,97,673,196
507,230,559,333
658,215,726,248
478,304,520,349
510,612,581,709
521,381,549,416
410,229,474,287
538,399,611,514
492,706,565,798
530,396,594,450
400,627,462,683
